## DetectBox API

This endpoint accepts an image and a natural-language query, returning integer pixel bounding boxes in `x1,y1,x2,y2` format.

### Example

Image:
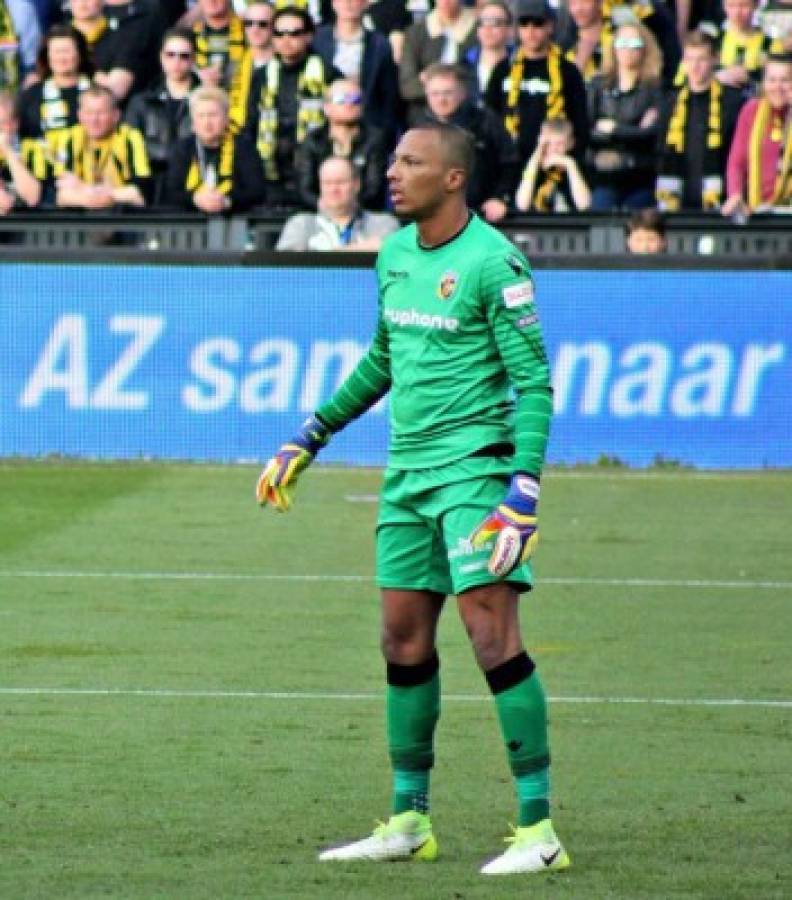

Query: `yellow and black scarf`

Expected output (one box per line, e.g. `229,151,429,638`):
255,55,327,180
564,22,613,82
748,99,792,209
55,123,150,185
74,15,108,52
658,81,724,209
40,76,92,156
185,132,236,195
720,28,769,75
0,138,48,184
228,48,255,131
194,15,246,85
0,0,19,90
532,166,566,211
504,44,565,140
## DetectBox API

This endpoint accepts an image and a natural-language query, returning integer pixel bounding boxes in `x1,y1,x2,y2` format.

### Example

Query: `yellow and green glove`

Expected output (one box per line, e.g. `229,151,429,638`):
470,473,540,577
255,415,330,512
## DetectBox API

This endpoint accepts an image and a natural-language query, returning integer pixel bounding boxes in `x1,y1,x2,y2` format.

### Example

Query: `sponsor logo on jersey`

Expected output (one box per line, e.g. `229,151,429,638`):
437,270,459,300
384,307,459,332
502,280,534,308
516,313,539,329
387,269,409,279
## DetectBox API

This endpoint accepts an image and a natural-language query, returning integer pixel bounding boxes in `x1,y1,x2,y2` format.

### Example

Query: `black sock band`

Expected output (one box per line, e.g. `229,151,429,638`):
485,651,535,695
387,651,440,687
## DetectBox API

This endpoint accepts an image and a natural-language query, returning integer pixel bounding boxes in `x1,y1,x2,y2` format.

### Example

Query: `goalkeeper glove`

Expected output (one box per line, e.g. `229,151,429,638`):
255,414,330,512
470,473,540,577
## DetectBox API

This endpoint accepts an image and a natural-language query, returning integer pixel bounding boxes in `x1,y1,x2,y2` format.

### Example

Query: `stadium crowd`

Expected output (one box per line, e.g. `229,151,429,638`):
0,0,790,236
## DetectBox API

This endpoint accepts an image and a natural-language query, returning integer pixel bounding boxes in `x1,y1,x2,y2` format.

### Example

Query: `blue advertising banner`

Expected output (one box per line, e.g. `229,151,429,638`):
2,264,790,467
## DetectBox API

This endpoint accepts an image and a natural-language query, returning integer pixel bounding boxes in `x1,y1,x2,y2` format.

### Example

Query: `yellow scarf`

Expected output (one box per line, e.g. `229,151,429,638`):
194,15,246,77
186,132,236,195
255,55,327,180
532,166,565,211
720,29,767,74
0,0,19,89
228,48,255,131
666,80,722,154
748,99,792,209
564,23,612,82
504,44,564,140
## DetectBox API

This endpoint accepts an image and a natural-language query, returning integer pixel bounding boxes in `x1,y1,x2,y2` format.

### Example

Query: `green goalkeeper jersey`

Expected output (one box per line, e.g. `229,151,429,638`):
316,214,553,475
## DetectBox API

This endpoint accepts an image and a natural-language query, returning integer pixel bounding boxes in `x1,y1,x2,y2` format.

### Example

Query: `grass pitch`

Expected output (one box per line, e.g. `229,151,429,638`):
1,462,791,899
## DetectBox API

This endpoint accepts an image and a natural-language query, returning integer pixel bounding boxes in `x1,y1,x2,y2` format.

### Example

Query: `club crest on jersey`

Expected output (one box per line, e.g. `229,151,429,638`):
437,270,459,300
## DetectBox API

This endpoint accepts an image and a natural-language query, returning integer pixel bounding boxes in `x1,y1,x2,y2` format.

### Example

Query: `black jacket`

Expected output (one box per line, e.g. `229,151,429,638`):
294,123,390,210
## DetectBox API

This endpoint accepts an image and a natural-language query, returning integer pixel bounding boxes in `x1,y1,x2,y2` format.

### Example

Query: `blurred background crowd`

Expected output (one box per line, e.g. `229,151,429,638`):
0,0,789,250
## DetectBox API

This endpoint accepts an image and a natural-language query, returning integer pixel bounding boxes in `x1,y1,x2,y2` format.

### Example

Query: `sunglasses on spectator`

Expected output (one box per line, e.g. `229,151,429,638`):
330,91,362,104
244,18,272,28
477,16,510,26
164,50,193,59
613,36,644,49
518,15,547,26
273,26,309,37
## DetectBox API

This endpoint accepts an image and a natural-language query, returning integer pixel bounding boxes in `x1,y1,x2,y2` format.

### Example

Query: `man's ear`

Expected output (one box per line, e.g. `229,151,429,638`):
446,166,466,193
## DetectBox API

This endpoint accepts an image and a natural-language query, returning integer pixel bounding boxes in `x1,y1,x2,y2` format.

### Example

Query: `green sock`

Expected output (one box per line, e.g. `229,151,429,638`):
486,653,551,827
386,655,440,816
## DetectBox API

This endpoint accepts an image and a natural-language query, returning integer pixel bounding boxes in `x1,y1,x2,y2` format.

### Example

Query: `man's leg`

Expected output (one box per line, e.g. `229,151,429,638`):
319,589,444,862
457,582,569,875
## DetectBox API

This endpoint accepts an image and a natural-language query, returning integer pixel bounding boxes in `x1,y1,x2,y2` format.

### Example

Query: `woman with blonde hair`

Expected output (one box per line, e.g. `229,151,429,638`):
586,20,663,209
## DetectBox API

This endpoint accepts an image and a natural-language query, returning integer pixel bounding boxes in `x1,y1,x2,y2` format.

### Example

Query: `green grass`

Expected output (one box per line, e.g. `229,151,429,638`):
1,462,791,899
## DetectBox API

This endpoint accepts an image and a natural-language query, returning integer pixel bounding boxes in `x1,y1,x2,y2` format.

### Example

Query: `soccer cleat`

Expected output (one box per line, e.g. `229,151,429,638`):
318,810,438,862
480,818,570,875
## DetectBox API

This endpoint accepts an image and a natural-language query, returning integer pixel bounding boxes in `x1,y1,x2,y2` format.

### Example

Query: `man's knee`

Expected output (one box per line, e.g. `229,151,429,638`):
458,583,522,670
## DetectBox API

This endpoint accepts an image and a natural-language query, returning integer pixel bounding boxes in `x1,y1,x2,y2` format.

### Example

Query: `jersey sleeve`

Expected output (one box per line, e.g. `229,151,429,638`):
314,269,392,432
479,249,553,477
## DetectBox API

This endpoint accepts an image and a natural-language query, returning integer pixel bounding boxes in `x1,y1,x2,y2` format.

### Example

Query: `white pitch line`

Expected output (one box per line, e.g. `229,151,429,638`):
0,687,790,708
0,570,790,590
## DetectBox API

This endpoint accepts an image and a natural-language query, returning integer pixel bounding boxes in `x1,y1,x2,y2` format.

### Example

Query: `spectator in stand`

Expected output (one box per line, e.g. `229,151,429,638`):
246,6,340,206
586,20,663,209
228,2,275,129
656,30,744,211
313,0,399,136
486,0,589,166
103,0,166,93
191,0,246,91
399,0,477,124
515,116,591,210
277,154,399,249
462,0,514,101
295,76,389,209
165,84,265,212
557,0,680,88
363,0,412,65
0,89,46,212
1,0,42,90
759,0,792,56
723,55,792,215
69,0,141,101
125,28,199,204
713,0,774,94
422,62,519,222
54,84,151,208
625,207,667,252
18,24,92,152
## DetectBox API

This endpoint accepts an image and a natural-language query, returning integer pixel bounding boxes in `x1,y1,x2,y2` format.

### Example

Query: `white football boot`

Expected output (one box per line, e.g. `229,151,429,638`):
318,810,438,862
480,818,570,875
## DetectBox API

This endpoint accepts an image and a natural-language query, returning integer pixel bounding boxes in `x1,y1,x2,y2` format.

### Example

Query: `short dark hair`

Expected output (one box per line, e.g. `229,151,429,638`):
409,121,475,178
273,6,315,31
626,208,666,237
683,29,717,54
161,27,196,52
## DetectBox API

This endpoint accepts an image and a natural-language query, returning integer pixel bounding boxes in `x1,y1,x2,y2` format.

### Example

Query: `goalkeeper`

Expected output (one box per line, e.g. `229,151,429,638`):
256,121,568,878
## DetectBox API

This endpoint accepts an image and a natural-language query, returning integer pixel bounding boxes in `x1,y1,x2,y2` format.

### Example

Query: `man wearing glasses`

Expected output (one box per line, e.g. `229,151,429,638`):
191,0,245,90
313,0,399,136
295,76,390,209
245,6,341,207
463,0,514,99
229,1,275,128
485,0,589,166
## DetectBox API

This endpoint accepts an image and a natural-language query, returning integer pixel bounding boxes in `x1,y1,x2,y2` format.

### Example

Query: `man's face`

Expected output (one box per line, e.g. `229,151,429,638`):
192,99,227,145
79,94,118,140
425,75,466,121
568,0,601,29
723,0,756,30
325,81,363,125
435,0,461,18
0,103,18,139
542,128,571,156
161,37,195,79
319,160,357,214
683,45,715,89
332,0,366,23
199,0,230,22
70,0,103,21
273,14,312,64
517,17,552,54
627,227,665,254
763,61,792,109
48,36,80,76
387,129,454,220
476,5,513,51
243,4,274,49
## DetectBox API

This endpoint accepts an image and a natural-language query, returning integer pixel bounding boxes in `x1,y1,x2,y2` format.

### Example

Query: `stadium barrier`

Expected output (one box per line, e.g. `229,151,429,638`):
3,260,791,468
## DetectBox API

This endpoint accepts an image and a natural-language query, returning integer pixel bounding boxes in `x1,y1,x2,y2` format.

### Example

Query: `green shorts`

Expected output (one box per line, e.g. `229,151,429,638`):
376,455,534,596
